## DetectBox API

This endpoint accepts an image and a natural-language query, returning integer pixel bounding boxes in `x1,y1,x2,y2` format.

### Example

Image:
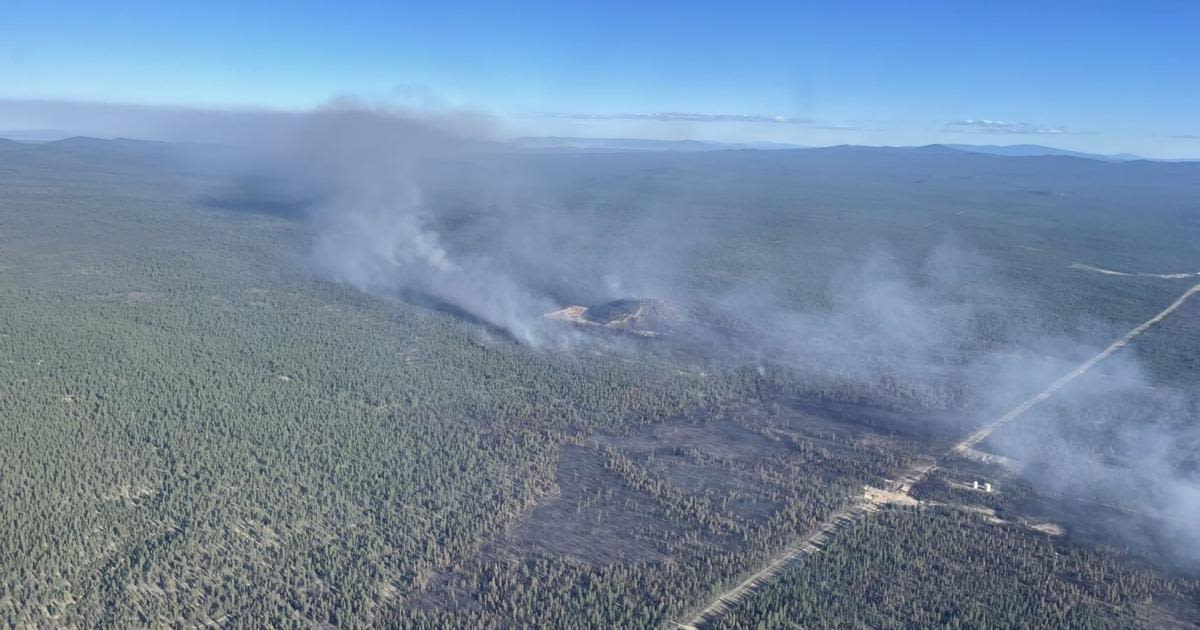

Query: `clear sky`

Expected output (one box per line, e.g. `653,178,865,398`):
3,0,1198,157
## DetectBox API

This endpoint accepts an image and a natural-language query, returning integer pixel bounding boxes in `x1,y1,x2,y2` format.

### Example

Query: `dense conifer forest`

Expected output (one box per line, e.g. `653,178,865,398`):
1,138,1198,627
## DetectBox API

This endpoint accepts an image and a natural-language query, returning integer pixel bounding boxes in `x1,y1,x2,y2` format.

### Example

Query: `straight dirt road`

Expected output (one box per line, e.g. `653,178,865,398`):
679,281,1200,629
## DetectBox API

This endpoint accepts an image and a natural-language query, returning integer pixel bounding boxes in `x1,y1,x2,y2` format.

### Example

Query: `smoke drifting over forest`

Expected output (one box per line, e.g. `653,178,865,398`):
36,99,1194,572
992,352,1200,566
269,107,561,345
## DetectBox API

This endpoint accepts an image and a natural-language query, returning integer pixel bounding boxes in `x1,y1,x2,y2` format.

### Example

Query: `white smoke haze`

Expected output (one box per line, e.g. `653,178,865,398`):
248,106,1200,566
228,103,568,345
255,105,1200,569
987,350,1200,567
21,97,1192,570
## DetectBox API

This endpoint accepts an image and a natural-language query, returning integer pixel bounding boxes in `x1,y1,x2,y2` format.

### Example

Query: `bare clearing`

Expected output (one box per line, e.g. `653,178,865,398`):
957,445,1020,473
1070,262,1200,280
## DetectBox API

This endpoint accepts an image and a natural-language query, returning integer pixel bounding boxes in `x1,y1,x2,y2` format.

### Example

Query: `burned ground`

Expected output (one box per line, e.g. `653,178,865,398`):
409,402,925,622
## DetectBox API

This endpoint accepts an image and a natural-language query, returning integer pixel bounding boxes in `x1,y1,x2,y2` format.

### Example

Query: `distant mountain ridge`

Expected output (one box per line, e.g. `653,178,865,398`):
510,137,1198,162
510,136,806,152
3,134,1196,164
0,129,90,142
939,143,1145,162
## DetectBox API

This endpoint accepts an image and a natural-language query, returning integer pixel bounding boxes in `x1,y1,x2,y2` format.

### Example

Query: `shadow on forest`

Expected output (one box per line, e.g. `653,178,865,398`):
196,174,319,220
391,288,523,342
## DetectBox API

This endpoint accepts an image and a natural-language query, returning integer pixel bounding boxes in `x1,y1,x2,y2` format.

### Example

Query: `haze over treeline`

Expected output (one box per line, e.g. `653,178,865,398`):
6,3,1200,626
9,99,1200,564
124,102,1200,570
3,95,1200,629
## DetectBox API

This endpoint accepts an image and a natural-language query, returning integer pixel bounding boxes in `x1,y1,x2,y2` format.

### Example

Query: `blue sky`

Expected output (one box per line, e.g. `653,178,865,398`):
2,1,1198,156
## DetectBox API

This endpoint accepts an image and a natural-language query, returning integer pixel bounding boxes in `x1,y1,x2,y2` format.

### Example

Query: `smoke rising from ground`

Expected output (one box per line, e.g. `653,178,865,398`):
19,98,1194,570
210,103,1199,568
274,106,561,344
988,350,1200,569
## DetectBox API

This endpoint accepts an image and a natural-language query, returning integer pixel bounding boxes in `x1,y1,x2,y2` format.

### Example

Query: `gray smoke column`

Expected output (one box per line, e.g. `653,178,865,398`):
0,97,562,343
274,104,559,344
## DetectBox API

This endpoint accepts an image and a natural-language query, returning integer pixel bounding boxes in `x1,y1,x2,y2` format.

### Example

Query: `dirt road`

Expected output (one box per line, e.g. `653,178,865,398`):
1070,263,1200,279
679,281,1200,629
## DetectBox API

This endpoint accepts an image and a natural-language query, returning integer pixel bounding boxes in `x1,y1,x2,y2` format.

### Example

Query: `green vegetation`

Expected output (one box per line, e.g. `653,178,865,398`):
1,139,1198,627
707,505,1200,629
0,143,735,626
